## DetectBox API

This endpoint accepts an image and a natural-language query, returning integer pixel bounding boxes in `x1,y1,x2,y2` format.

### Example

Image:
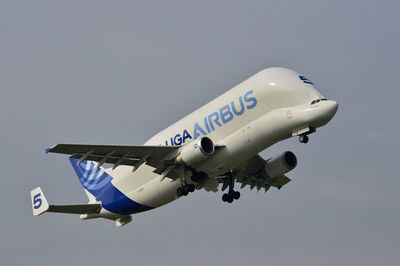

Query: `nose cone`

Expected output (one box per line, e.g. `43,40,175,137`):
310,100,339,127
318,100,338,126
326,100,339,119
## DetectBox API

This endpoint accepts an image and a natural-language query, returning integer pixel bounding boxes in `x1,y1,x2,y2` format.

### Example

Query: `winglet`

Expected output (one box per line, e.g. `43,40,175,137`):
45,148,51,154
30,187,50,216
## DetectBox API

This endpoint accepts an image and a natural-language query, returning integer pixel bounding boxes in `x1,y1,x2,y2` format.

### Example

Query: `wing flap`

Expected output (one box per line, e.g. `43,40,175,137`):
270,175,291,188
235,174,291,192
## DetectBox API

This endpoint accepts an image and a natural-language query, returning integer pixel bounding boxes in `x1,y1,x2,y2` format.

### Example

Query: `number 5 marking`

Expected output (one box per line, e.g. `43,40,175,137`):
33,193,42,209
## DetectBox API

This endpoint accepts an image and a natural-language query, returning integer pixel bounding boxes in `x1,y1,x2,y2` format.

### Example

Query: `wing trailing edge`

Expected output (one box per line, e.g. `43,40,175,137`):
46,144,180,171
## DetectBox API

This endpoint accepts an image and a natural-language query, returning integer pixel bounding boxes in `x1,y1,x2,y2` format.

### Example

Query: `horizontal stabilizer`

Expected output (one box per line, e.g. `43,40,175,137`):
47,204,101,214
31,187,101,216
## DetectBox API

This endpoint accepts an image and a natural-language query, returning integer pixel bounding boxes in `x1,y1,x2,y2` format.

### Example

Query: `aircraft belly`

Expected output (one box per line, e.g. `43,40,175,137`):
126,177,180,208
111,165,180,211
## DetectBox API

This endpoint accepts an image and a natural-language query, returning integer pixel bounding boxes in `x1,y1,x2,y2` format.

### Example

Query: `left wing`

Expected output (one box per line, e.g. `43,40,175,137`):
220,155,291,193
46,144,180,171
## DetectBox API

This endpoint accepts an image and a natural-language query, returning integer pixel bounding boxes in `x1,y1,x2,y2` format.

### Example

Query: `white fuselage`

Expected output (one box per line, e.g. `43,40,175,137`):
101,67,338,214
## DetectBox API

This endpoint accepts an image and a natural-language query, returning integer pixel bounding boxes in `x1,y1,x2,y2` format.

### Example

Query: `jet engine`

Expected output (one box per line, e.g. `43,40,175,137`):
263,151,297,178
176,137,215,165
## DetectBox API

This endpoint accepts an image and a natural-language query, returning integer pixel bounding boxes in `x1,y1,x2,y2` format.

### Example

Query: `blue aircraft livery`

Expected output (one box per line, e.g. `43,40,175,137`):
299,76,314,85
69,158,153,214
164,90,257,146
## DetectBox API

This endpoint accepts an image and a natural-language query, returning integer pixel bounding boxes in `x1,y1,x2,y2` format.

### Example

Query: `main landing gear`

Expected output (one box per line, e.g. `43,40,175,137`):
177,184,195,196
222,171,240,203
177,167,195,197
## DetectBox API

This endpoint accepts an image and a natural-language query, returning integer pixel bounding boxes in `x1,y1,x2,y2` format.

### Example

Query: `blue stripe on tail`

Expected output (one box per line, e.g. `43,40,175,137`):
69,158,153,214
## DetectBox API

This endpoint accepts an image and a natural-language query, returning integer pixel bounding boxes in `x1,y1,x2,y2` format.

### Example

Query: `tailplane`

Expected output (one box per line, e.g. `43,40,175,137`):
30,187,102,215
31,158,133,227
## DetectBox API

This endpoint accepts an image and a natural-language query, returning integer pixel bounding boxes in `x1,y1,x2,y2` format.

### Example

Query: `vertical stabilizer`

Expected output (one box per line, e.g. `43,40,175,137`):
69,158,112,200
83,188,97,203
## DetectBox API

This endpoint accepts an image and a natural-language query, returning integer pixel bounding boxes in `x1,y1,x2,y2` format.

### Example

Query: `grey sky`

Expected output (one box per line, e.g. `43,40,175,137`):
1,1,399,265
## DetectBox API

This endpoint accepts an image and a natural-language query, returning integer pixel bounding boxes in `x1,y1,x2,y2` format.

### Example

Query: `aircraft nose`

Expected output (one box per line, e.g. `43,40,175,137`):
326,100,339,119
312,99,339,127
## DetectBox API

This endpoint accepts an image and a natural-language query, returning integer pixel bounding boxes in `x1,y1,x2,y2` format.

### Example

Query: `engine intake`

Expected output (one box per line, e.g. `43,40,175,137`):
263,151,297,178
176,137,215,165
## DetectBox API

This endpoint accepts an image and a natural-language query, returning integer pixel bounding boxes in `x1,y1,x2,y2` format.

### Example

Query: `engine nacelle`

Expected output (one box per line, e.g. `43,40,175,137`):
176,137,215,165
263,151,297,178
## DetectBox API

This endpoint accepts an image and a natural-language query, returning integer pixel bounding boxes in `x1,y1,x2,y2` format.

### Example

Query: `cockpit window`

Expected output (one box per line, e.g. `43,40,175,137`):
311,98,327,105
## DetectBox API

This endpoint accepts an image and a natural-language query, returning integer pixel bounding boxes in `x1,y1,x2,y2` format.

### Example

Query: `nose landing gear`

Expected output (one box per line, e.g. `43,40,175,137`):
299,135,309,143
222,171,240,203
296,127,315,144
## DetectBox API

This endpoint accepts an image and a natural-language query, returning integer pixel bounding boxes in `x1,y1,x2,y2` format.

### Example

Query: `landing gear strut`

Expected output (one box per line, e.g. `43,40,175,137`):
222,171,240,203
177,167,195,197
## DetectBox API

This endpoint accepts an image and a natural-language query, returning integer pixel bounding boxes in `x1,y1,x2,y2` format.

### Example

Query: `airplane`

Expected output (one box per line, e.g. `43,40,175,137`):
30,67,338,227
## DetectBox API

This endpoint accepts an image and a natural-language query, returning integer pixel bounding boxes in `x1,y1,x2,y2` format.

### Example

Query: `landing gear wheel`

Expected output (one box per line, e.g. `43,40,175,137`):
299,135,309,144
222,171,242,203
227,194,234,203
233,191,241,200
177,187,183,196
188,184,195,192
183,184,190,194
222,193,229,202
178,183,195,197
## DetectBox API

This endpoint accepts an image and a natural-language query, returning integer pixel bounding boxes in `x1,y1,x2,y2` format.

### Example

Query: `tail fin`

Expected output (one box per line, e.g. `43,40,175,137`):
69,158,112,200
31,187,50,216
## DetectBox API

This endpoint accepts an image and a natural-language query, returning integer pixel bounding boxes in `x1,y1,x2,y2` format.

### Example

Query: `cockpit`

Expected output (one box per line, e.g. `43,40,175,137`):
311,98,327,105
